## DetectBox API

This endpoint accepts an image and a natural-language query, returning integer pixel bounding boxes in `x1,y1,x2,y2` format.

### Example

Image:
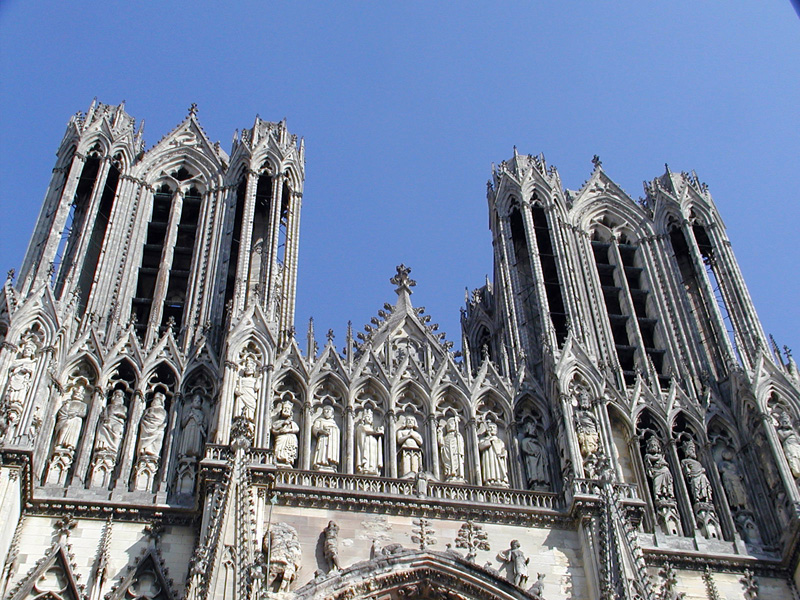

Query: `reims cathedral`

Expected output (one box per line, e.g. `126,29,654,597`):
0,100,798,600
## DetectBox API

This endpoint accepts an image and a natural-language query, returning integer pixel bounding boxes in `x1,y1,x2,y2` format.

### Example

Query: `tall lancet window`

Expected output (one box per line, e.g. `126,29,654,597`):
223,177,247,310
162,185,201,329
54,148,102,298
591,225,667,386
248,173,272,297
75,153,122,311
692,221,741,364
508,206,539,338
531,203,568,345
132,184,173,336
669,220,728,373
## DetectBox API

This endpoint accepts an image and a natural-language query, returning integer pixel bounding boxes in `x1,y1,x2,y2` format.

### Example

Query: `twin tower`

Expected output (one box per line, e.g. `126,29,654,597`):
0,101,798,600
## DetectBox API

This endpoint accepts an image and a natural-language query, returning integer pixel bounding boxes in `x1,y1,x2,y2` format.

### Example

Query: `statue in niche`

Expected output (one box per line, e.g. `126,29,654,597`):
520,421,549,489
478,421,509,487
137,393,168,457
263,522,302,593
355,407,383,475
271,400,299,467
644,436,676,501
497,539,529,587
680,438,713,503
178,394,207,459
175,393,207,495
776,411,800,478
89,389,128,488
235,355,261,421
437,415,465,482
397,414,423,478
311,405,340,471
574,389,600,459
53,384,88,452
717,447,748,511
94,389,128,454
4,339,37,427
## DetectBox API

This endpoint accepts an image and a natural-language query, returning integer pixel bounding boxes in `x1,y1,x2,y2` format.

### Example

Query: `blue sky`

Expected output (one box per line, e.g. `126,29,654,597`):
1,2,798,354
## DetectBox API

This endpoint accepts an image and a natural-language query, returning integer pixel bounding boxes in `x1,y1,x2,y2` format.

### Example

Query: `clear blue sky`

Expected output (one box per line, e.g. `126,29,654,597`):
1,2,798,355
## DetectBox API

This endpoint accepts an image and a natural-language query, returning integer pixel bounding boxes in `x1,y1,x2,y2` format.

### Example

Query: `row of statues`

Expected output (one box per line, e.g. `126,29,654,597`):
44,382,207,493
270,401,513,487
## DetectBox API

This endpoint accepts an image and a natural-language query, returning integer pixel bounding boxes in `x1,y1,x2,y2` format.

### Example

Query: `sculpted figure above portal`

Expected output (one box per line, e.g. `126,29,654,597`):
311,405,340,472
272,400,299,467
355,407,383,475
397,414,423,478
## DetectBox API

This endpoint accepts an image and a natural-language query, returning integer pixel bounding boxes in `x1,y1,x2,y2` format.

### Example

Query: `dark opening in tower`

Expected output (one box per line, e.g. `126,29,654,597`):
531,204,568,346
132,184,173,335
509,207,540,345
223,178,247,310
162,186,202,331
54,153,101,298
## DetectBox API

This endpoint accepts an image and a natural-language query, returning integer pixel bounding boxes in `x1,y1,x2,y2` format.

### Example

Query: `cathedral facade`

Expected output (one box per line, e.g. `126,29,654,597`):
0,100,798,600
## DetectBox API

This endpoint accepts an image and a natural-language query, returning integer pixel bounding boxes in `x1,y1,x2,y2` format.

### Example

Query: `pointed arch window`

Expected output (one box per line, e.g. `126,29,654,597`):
132,184,173,334
162,185,202,328
53,148,102,297
591,227,668,386
531,203,567,345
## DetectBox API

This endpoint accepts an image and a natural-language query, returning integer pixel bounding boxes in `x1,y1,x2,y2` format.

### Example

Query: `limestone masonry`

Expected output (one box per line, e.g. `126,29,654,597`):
0,101,798,599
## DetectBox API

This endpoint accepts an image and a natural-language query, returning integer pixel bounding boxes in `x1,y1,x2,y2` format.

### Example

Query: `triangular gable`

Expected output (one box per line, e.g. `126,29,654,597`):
433,355,469,390
311,344,350,384
105,549,175,600
352,347,390,386
106,328,144,368
145,331,185,373
275,337,309,379
8,543,83,600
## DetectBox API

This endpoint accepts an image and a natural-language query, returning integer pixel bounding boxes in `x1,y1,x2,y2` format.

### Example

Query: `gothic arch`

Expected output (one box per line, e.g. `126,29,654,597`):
77,133,111,157
293,549,532,600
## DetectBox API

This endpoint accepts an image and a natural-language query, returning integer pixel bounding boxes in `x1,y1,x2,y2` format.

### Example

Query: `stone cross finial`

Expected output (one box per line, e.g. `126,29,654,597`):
390,264,416,295
591,155,602,169
326,329,335,343
189,103,198,117
6,269,14,283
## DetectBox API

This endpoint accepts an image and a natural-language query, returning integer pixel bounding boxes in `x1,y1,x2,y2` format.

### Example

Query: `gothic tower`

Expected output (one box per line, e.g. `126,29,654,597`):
0,103,798,600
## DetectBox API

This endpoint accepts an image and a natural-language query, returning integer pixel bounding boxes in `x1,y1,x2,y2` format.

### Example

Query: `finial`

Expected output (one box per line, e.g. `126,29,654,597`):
591,155,602,169
188,103,198,117
390,264,416,295
6,269,14,283
326,329,335,344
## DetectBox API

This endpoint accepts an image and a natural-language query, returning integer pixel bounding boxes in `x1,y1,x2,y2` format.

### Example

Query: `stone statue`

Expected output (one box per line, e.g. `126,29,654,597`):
717,448,748,511
397,414,423,478
94,389,127,454
528,573,545,600
4,339,36,425
235,355,260,421
263,522,302,593
53,385,88,452
437,415,465,482
178,394,207,459
520,421,549,489
574,389,599,458
644,436,675,501
323,520,341,572
680,439,713,503
498,539,529,587
478,421,509,487
776,412,800,478
355,408,383,475
311,405,340,471
137,393,168,457
271,400,299,467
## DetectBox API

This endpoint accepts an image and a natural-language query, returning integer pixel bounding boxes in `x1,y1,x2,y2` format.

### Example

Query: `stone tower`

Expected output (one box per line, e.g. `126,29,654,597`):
0,103,798,600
